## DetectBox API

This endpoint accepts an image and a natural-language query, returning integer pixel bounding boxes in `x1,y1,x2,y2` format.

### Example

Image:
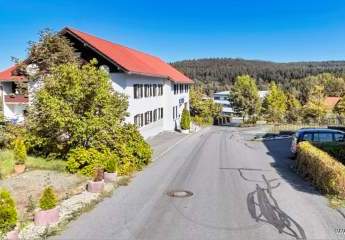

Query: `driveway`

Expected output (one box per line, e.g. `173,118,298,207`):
53,126,345,240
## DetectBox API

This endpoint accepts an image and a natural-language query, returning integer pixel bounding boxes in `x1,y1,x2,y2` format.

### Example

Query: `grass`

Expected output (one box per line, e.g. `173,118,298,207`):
0,149,66,178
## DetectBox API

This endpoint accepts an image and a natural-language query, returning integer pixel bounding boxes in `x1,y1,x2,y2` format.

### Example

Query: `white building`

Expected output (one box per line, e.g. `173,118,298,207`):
213,91,233,115
0,27,193,139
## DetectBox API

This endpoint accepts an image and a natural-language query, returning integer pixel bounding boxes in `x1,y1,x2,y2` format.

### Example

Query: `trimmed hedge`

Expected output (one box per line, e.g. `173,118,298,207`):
296,141,345,197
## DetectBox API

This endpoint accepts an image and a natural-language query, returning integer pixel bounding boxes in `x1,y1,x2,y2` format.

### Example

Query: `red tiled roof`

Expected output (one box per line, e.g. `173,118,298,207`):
65,27,193,83
0,66,27,81
324,96,341,109
4,95,29,104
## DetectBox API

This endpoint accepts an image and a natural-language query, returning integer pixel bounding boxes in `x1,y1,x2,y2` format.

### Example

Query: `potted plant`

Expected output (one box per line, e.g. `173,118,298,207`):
104,158,118,183
34,186,59,226
87,167,105,193
180,108,191,134
13,138,27,174
0,189,18,240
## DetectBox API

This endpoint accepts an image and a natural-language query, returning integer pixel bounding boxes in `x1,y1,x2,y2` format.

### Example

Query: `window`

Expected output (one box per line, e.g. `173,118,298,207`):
179,84,183,93
149,84,153,97
158,84,163,96
134,114,144,127
314,132,333,142
144,84,150,97
174,84,178,95
173,106,178,120
159,108,163,119
335,133,345,142
145,111,151,125
214,96,220,100
153,109,157,121
302,133,313,141
153,84,157,97
134,84,143,99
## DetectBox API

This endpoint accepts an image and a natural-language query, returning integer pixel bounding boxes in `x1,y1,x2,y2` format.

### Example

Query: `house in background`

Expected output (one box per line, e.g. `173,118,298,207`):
0,27,193,138
324,96,341,112
213,91,233,115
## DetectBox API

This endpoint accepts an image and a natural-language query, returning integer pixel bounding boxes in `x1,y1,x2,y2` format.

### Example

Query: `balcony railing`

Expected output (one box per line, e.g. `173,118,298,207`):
4,95,29,104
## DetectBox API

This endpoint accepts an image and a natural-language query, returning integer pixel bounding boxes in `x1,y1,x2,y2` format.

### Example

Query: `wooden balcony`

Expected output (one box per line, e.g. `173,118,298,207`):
4,95,29,104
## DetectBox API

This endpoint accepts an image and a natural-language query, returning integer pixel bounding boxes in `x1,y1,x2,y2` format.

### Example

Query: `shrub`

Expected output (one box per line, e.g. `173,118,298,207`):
66,147,117,176
105,156,118,173
13,138,27,165
39,186,58,210
0,189,17,234
0,124,26,149
316,143,345,165
181,109,191,130
117,161,136,176
296,142,345,197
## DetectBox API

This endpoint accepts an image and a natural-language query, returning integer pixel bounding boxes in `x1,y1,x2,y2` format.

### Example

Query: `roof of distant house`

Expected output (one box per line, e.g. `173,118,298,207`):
0,27,193,84
324,96,341,109
0,65,27,81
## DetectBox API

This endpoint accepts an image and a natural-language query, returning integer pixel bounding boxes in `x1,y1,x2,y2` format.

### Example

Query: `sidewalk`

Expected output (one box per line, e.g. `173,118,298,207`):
146,131,189,160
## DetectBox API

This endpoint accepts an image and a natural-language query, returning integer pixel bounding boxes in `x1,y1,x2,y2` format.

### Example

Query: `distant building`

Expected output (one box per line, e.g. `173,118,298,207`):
324,96,341,111
258,90,268,100
213,91,233,115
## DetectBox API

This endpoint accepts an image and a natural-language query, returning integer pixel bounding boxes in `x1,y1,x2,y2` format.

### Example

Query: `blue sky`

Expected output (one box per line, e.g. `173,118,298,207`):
1,0,345,70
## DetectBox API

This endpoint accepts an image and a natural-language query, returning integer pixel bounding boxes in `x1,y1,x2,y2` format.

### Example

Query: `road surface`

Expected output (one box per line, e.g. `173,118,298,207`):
53,126,345,240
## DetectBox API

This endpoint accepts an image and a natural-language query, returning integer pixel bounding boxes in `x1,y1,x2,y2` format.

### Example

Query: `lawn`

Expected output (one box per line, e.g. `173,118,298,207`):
0,149,67,178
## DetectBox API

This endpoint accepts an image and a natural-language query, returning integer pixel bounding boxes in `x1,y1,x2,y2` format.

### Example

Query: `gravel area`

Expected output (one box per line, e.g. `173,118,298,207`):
0,170,87,213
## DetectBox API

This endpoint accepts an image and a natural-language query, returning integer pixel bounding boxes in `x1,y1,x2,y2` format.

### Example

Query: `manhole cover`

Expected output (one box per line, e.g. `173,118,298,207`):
167,190,193,198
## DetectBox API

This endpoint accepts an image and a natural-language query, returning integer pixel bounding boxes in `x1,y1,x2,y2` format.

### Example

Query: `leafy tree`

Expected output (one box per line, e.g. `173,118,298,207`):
26,60,128,158
0,189,17,234
285,93,302,123
334,97,345,117
189,87,221,125
180,108,191,130
15,29,77,78
302,85,327,122
262,82,287,123
231,75,260,120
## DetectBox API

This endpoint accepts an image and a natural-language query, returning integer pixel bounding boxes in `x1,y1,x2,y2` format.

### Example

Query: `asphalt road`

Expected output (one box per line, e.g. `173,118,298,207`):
54,126,345,240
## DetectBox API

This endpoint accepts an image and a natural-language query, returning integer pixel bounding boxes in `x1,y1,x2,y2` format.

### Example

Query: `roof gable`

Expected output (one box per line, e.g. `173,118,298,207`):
65,27,193,83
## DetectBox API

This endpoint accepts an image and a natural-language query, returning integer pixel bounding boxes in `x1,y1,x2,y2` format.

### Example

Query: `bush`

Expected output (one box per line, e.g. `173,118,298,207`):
181,109,191,130
0,189,17,234
0,124,26,149
39,186,57,210
317,143,345,165
66,147,116,176
13,138,27,165
105,156,118,173
296,142,345,197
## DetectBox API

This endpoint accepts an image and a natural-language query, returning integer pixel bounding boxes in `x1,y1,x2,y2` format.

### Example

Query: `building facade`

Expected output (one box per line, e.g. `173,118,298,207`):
213,91,233,115
0,27,193,139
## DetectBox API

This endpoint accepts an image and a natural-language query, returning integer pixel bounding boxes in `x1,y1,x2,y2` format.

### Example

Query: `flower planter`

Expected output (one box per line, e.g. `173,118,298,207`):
34,207,59,226
14,164,25,174
87,180,104,193
6,229,19,240
104,172,117,183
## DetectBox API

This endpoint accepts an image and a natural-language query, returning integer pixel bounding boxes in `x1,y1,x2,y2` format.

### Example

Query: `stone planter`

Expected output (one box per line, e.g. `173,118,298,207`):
87,180,104,193
6,229,19,240
14,164,25,174
34,207,59,226
104,172,117,183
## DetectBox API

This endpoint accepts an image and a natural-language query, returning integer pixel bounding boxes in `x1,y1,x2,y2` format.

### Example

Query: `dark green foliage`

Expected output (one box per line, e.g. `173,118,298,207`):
316,143,345,165
180,109,191,130
39,186,58,210
0,124,27,149
13,138,27,165
172,59,345,95
0,189,17,233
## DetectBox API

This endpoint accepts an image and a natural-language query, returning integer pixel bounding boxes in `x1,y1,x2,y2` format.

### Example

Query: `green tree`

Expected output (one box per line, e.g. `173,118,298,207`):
189,87,221,125
285,93,302,123
302,85,327,123
262,82,287,123
27,60,128,158
180,108,191,130
39,186,58,210
231,75,260,120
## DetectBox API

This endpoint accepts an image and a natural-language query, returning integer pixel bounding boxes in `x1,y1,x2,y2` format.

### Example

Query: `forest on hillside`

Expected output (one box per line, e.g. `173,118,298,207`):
171,58,345,95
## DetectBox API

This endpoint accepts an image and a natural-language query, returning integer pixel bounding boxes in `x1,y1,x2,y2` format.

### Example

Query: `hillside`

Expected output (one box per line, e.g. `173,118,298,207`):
171,58,345,95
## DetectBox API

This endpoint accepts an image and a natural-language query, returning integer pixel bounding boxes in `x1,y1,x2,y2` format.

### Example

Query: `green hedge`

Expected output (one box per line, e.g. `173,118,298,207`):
296,142,345,197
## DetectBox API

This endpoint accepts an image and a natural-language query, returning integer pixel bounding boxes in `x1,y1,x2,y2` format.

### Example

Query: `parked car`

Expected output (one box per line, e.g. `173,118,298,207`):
291,128,345,154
